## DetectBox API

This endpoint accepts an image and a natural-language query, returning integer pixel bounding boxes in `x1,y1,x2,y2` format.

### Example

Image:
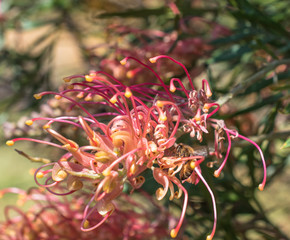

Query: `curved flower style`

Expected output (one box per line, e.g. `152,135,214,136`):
6,55,267,239
0,187,173,240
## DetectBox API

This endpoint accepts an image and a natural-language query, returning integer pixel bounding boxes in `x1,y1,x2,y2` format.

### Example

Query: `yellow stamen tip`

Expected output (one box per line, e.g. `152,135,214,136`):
258,184,264,191
110,96,117,104
103,169,111,176
6,140,14,146
63,77,71,83
203,103,210,109
170,86,176,92
54,95,62,100
214,171,220,178
33,94,42,100
156,100,164,107
120,59,127,65
77,93,84,99
85,75,93,82
159,115,167,122
125,89,132,98
83,220,90,229
43,124,50,129
36,172,44,178
126,71,134,79
25,120,33,126
206,235,213,240
170,229,178,238
67,85,74,90
85,96,92,101
149,57,156,63
190,161,196,169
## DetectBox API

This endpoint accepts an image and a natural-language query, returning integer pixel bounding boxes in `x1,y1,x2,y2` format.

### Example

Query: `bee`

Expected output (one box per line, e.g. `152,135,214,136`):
179,162,194,180
175,143,195,158
175,143,210,181
175,143,195,180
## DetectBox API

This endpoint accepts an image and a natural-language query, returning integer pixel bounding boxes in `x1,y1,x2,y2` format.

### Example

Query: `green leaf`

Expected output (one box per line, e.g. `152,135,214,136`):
210,45,253,63
240,70,290,96
281,138,290,149
223,93,283,119
229,0,290,37
210,28,257,45
95,7,168,18
270,84,290,91
280,103,290,114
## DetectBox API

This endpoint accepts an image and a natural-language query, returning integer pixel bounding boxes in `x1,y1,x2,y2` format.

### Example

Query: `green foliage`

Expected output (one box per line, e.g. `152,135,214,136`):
281,138,290,149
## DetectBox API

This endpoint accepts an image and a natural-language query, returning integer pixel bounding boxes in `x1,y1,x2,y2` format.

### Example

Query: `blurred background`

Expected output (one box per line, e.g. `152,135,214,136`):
0,0,289,239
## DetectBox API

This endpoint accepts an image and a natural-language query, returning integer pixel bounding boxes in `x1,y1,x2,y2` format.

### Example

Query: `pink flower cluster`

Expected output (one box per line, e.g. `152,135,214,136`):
6,55,267,239
0,187,172,240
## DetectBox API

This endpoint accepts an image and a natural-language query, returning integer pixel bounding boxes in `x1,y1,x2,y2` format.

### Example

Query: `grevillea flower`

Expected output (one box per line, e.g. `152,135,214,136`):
0,187,173,240
6,55,267,239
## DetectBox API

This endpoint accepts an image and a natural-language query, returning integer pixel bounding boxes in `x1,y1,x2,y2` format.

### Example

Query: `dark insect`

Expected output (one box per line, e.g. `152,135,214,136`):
175,143,210,181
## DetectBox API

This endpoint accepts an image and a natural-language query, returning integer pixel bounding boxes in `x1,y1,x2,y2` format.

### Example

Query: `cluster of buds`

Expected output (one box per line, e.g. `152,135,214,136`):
6,55,267,239
0,187,173,240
